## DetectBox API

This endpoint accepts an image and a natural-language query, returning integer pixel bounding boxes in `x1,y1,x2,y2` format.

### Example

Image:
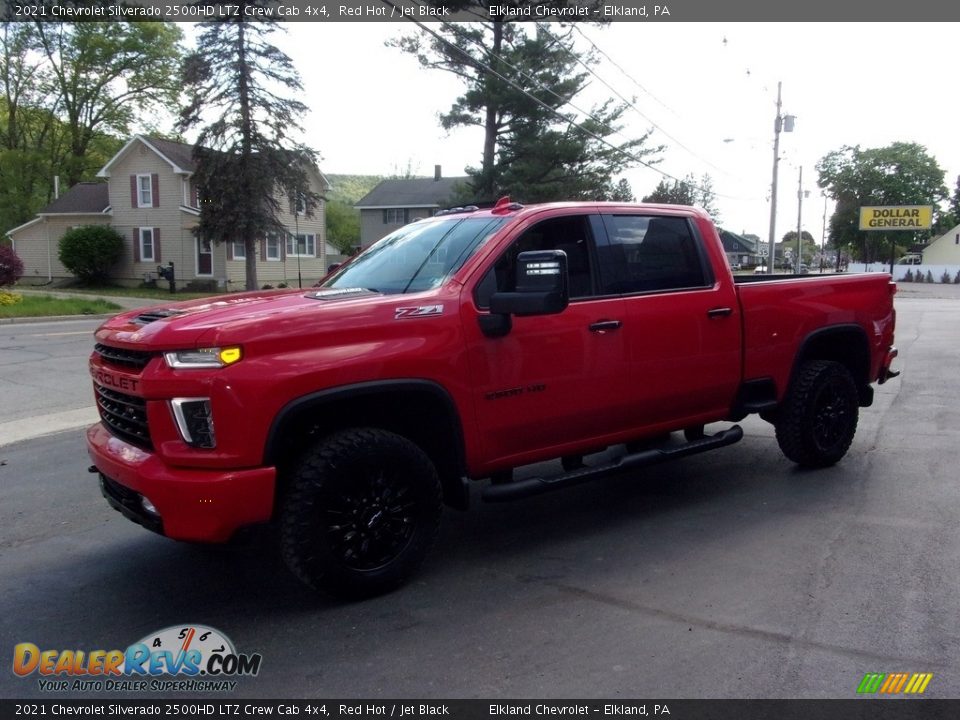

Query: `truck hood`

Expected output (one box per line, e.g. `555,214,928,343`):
93,287,391,349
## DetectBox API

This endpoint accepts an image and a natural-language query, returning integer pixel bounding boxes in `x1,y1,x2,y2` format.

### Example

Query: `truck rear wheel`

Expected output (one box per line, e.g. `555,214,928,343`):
775,360,859,467
280,428,442,598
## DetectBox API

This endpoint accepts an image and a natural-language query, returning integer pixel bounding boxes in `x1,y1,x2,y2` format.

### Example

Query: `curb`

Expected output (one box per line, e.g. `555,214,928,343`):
0,313,114,325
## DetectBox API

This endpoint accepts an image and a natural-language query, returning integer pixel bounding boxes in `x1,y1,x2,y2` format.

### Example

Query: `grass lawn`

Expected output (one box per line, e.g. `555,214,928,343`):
52,284,220,301
0,293,123,319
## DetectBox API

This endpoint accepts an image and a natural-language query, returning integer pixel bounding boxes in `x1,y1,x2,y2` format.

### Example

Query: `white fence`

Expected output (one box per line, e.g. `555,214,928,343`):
847,263,960,283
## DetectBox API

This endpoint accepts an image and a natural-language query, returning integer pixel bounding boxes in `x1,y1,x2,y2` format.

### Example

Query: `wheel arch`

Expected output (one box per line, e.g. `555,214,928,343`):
264,380,470,511
791,324,873,406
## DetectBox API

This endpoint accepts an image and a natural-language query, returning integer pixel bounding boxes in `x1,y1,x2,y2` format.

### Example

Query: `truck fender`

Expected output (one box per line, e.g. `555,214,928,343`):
263,379,471,511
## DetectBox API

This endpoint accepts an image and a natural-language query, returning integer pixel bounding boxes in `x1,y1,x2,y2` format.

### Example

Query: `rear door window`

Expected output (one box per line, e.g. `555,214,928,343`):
597,215,712,294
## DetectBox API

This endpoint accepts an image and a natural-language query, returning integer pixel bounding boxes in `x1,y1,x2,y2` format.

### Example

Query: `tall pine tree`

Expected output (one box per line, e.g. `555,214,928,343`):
392,19,660,203
179,6,319,291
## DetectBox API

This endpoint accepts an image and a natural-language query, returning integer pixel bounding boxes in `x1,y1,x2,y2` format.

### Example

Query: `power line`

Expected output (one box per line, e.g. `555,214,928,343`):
560,23,751,182
381,2,752,201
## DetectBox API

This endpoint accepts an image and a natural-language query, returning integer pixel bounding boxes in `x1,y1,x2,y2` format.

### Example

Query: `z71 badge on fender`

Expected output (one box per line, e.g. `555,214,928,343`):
395,304,443,319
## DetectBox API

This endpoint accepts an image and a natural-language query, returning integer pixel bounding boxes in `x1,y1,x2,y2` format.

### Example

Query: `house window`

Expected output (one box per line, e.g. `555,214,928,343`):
232,241,246,260
383,209,407,225
286,233,316,257
265,235,281,261
139,228,155,262
137,174,153,207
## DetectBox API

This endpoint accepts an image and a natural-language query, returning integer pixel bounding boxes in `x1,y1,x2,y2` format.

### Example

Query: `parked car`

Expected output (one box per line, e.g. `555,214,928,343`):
897,254,923,265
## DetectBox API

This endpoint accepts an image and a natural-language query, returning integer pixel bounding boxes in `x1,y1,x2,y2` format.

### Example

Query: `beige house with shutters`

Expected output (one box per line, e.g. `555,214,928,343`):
7,135,334,289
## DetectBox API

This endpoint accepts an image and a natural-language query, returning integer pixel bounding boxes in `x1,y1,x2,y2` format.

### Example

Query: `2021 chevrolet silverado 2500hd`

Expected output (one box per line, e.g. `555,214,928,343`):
87,199,899,597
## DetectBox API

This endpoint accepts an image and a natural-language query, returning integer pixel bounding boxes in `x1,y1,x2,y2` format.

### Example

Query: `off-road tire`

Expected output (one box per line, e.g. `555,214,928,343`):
280,428,442,599
775,360,859,468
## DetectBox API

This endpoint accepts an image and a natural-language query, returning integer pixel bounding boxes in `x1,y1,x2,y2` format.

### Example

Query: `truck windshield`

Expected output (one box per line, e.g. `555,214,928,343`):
322,216,506,294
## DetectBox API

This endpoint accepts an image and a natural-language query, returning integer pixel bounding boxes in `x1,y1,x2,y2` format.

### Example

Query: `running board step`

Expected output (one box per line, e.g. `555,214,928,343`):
482,425,744,503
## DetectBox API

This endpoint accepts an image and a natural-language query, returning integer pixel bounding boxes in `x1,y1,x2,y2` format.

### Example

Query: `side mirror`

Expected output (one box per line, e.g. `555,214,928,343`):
489,250,569,316
480,250,569,338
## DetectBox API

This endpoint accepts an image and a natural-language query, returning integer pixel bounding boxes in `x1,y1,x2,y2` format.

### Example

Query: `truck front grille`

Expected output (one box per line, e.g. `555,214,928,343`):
94,343,154,372
95,385,152,450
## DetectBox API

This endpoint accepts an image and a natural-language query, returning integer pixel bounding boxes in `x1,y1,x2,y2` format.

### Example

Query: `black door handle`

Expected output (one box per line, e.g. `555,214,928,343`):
589,320,622,332
707,307,733,318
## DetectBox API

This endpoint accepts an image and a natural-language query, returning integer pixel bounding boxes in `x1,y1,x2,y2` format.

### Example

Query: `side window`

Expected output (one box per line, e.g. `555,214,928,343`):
598,215,709,294
475,215,595,308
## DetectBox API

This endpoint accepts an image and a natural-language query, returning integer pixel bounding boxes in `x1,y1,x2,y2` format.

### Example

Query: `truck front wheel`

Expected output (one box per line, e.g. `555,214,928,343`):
775,360,859,468
280,428,442,598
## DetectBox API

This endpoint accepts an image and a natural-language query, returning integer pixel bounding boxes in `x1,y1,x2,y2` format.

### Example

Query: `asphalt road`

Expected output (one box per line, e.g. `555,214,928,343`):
1,294,958,700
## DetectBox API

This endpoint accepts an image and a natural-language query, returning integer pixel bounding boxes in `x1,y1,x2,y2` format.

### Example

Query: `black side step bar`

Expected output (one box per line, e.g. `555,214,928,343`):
482,425,744,503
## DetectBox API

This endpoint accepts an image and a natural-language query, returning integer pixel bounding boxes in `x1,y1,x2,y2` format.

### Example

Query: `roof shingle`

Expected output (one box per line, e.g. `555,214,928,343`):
355,177,470,208
38,182,110,215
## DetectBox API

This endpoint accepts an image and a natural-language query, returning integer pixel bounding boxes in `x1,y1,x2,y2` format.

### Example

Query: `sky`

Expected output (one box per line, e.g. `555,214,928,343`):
186,22,960,241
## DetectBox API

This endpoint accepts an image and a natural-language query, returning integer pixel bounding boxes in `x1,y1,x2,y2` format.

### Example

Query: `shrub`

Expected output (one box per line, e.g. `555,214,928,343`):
0,289,23,305
955,270,960,284
942,271,952,284
914,270,923,283
925,270,935,283
58,226,124,284
0,244,24,286
903,269,914,282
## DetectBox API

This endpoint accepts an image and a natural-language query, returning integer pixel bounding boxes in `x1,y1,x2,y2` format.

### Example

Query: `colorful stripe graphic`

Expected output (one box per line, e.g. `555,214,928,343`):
857,672,933,694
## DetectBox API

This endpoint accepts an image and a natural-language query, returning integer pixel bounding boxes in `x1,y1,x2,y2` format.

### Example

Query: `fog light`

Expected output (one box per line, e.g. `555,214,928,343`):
170,398,216,449
141,496,158,516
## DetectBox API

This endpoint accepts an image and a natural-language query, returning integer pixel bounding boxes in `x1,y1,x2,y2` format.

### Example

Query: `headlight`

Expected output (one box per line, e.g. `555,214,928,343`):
164,346,242,369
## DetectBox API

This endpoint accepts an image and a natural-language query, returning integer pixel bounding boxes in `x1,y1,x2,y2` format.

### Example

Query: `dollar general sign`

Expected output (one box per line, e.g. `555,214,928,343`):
859,205,933,231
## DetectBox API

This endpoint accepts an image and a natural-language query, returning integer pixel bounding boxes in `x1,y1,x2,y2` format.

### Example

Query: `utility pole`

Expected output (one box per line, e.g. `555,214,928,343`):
766,82,794,273
796,166,803,273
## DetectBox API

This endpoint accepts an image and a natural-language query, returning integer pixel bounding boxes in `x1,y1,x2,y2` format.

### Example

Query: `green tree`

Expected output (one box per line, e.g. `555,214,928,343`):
1,23,64,232
179,9,320,291
779,230,818,263
33,21,185,186
643,178,695,205
642,173,717,219
58,225,123,284
604,178,634,202
325,200,360,255
816,143,948,262
393,18,659,202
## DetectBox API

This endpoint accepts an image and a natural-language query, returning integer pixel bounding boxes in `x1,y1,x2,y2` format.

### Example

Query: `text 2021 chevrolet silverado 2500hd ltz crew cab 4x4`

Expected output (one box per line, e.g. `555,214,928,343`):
87,199,898,597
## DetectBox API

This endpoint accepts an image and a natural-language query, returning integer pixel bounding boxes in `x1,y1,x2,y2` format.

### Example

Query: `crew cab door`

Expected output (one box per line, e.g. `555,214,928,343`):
596,212,742,429
462,211,631,465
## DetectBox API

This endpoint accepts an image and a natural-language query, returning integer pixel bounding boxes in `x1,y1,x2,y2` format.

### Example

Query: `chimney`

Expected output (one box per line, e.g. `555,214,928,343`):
434,165,441,181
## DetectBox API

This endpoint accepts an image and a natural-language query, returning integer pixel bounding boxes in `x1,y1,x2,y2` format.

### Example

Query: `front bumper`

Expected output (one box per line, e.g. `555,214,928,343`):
87,423,276,543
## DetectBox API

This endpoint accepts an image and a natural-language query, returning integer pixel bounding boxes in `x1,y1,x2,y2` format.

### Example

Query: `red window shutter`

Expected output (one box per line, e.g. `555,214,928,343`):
226,241,233,261
280,237,287,261
314,234,320,258
130,176,138,207
132,228,140,263
154,228,161,263
260,239,267,262
151,174,159,208
190,181,198,208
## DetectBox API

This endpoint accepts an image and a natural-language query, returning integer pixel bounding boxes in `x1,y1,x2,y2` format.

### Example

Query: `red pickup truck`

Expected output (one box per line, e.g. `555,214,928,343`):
87,200,898,597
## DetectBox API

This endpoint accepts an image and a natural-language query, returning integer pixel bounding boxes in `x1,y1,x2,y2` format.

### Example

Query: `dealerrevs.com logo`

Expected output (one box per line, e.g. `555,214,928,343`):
12,625,262,693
